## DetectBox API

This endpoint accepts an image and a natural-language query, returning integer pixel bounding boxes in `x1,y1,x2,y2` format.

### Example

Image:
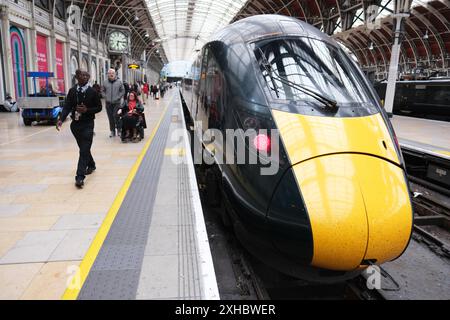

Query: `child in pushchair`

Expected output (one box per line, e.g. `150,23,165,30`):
117,91,146,143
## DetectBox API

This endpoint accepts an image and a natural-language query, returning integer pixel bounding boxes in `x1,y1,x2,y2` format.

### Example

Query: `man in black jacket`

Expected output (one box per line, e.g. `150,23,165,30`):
57,70,102,188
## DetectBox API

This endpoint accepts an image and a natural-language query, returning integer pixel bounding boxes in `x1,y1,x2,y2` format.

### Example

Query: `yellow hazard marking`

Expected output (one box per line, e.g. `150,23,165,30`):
164,148,186,156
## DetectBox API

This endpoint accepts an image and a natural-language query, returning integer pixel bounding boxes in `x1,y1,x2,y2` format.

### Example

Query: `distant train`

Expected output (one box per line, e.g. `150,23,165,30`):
181,15,413,283
374,79,450,121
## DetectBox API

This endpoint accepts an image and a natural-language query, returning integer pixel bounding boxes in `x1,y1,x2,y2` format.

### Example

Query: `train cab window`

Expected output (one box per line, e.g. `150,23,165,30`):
253,38,379,116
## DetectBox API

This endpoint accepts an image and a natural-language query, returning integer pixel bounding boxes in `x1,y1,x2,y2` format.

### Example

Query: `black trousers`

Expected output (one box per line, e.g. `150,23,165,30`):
70,120,95,179
106,102,121,132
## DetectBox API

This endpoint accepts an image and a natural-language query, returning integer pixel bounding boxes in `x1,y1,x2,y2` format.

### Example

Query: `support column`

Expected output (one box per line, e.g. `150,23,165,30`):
384,13,409,116
0,5,14,99
49,30,57,90
87,38,92,75
384,0,411,116
64,38,71,90
77,29,82,71
26,25,37,94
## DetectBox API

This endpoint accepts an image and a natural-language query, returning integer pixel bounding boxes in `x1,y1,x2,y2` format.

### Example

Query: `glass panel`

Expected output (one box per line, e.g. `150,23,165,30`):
145,0,248,61
254,38,377,109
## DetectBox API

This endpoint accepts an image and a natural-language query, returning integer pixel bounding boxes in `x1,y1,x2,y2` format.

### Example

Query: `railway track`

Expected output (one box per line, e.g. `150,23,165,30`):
409,182,450,259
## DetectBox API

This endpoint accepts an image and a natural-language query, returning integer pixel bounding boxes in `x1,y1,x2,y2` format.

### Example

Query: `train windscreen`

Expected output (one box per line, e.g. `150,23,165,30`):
254,37,379,115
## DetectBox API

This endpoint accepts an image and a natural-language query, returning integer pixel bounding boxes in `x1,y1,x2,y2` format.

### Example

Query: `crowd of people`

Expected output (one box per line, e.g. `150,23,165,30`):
2,69,170,140
102,69,168,140
52,67,171,188
0,67,172,187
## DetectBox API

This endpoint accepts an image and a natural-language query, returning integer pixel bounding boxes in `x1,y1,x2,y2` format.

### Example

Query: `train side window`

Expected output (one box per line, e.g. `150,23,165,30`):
199,48,209,96
205,53,225,130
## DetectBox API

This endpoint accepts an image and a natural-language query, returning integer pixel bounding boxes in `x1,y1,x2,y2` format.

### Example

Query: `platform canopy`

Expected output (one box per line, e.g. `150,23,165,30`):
44,1,450,77
232,0,450,78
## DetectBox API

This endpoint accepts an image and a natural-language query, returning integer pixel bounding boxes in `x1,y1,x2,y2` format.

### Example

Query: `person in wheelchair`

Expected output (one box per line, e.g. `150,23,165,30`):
117,91,146,143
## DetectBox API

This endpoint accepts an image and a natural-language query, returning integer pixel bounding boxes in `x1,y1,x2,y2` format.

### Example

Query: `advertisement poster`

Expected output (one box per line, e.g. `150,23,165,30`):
55,41,65,93
36,34,48,89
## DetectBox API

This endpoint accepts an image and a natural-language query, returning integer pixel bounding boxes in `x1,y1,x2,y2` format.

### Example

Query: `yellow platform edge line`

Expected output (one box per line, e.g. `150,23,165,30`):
61,95,174,300
434,150,450,157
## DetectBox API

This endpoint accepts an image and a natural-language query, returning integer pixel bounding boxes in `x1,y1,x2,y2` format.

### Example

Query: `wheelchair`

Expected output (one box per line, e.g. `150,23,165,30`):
118,111,147,143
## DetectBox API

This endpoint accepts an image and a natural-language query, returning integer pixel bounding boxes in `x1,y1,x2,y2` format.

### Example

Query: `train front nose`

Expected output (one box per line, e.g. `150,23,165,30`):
289,153,413,271
270,110,414,272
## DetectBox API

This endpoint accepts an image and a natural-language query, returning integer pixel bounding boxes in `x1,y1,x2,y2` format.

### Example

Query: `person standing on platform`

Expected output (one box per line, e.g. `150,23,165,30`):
57,70,102,188
103,69,125,138
142,82,149,105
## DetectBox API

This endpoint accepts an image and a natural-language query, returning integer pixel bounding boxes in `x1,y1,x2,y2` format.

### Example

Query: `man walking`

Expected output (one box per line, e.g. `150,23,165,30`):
57,70,102,188
103,68,125,137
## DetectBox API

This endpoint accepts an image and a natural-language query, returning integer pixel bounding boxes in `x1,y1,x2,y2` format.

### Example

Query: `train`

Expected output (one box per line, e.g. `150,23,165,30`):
374,79,450,121
180,14,413,283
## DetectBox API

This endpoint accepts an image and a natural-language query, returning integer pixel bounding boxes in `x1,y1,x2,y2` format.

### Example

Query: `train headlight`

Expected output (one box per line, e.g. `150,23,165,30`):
253,134,271,152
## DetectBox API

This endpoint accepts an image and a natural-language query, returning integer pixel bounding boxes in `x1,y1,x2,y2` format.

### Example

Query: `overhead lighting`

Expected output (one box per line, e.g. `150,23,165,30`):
145,33,149,37
369,42,374,50
423,30,429,40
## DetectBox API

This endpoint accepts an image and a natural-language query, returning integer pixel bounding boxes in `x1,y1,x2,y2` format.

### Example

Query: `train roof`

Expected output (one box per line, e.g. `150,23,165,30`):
211,14,333,46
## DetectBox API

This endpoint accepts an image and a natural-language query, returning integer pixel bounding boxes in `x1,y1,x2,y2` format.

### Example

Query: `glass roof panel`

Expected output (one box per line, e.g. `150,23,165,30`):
145,0,248,62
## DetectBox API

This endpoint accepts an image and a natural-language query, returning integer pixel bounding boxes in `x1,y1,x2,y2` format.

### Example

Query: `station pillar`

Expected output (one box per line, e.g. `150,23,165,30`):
0,5,14,100
384,1,411,117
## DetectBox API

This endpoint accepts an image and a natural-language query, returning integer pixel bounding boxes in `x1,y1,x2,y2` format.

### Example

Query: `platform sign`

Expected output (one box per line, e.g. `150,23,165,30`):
27,72,54,77
128,64,140,69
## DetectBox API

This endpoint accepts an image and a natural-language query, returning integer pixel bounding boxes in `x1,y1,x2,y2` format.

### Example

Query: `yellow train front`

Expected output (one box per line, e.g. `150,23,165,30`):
182,14,413,282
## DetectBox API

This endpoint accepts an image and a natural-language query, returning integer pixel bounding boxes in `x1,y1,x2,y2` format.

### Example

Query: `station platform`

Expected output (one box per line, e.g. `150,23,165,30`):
391,115,450,160
0,89,219,300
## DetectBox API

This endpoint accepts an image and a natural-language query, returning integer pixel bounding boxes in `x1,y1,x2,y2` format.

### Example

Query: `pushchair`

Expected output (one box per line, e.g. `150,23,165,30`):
118,110,147,143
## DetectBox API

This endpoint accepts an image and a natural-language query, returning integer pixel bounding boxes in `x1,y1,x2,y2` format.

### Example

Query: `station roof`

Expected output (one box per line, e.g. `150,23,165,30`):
144,0,248,61
232,0,450,71
53,1,450,71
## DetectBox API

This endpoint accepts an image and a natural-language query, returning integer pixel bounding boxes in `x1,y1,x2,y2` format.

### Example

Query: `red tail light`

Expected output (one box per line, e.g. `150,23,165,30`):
253,134,271,152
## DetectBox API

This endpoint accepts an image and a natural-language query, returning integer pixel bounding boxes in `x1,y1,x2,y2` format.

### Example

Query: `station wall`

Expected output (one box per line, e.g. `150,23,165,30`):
0,1,161,102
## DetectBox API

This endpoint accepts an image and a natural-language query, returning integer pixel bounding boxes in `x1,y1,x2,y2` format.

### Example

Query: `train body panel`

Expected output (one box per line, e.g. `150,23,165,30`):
271,110,401,165
374,80,450,120
291,154,412,270
181,14,413,282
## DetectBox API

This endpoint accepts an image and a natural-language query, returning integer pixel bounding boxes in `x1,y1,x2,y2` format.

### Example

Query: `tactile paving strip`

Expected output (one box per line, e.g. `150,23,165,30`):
78,99,175,300
177,162,202,300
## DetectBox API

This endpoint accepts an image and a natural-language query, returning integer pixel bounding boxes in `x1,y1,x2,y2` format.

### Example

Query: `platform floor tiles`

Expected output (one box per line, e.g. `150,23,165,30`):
0,94,167,299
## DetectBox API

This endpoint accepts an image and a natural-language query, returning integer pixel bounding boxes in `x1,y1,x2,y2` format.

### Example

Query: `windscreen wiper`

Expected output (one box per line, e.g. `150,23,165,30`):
258,48,338,111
